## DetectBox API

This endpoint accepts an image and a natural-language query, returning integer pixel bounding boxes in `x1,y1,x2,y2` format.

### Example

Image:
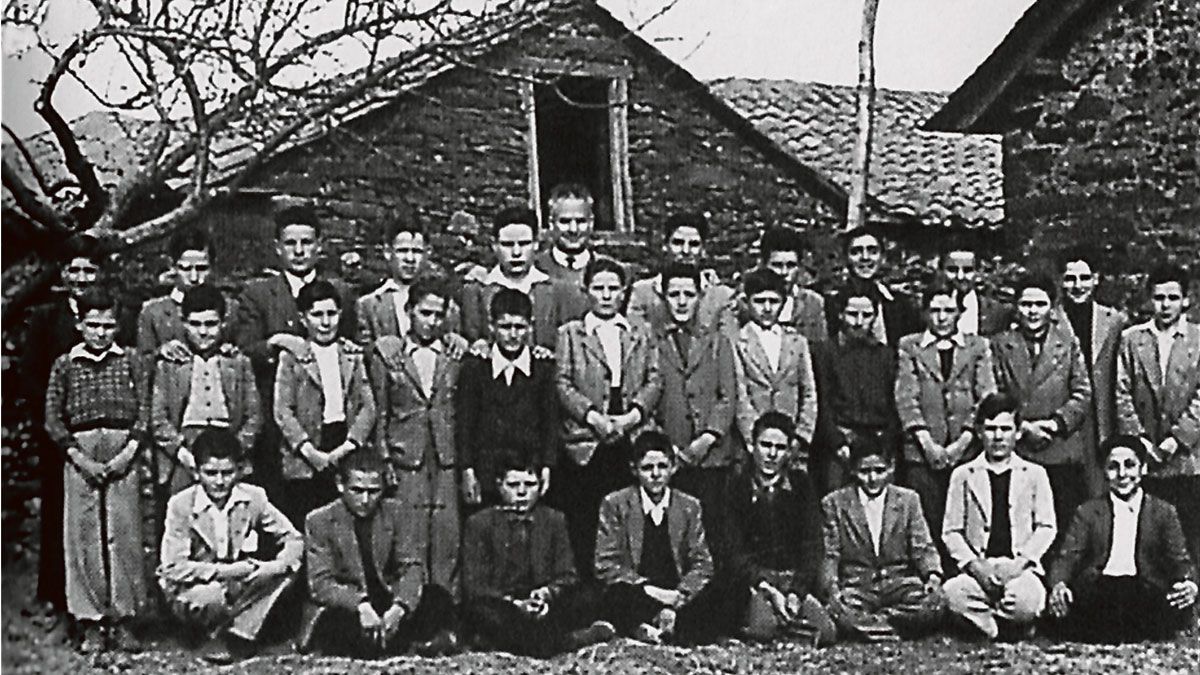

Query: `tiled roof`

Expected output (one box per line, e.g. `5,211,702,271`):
709,78,1004,227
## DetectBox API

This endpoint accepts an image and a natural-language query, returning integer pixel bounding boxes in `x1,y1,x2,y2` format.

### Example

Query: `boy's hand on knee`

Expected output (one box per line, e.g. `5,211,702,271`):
1167,581,1198,610
1048,582,1072,617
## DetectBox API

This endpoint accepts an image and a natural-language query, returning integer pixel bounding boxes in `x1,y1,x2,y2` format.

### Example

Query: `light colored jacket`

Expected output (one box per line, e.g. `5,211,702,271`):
628,271,738,337
732,323,818,445
368,336,460,469
653,326,737,468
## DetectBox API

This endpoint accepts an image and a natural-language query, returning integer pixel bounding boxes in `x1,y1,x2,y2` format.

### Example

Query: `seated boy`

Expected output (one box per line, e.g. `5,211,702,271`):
724,412,834,644
152,284,261,496
463,455,615,657
1047,435,1197,642
594,431,717,645
157,428,302,664
819,439,944,642
301,452,460,657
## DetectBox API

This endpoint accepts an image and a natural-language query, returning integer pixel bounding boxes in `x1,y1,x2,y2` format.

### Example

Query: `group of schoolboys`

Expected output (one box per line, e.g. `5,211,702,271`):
26,182,1200,662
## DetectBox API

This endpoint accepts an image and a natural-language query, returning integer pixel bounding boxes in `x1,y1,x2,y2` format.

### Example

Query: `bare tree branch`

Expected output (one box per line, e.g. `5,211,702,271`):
2,123,54,196
2,157,74,234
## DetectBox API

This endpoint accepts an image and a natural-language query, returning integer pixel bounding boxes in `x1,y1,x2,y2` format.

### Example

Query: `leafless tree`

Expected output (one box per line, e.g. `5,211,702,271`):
846,0,879,231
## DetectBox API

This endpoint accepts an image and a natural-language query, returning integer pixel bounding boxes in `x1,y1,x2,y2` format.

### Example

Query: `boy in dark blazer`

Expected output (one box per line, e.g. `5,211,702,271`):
1047,435,1197,642
594,431,717,645
652,262,737,542
273,280,376,529
724,412,834,643
301,453,459,657
456,289,558,505
462,457,615,657
819,441,944,641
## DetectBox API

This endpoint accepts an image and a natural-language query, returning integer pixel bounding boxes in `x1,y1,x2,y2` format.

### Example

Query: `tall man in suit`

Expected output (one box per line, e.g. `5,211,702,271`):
235,205,357,489
990,274,1092,545
368,276,463,598
301,453,460,657
460,206,588,350
534,183,595,287
756,226,828,344
628,212,737,337
1059,250,1127,498
732,268,818,457
938,244,1010,336
594,431,717,644
1047,435,1197,642
942,394,1056,640
895,280,997,565
652,262,737,540
828,227,920,348
1116,264,1200,572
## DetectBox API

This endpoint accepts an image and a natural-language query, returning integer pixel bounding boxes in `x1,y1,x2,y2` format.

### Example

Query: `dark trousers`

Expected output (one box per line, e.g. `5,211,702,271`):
1044,463,1087,557
900,462,953,571
36,436,67,609
602,582,724,645
1144,476,1200,579
278,422,346,529
465,583,603,657
306,584,457,657
673,467,730,563
550,444,631,581
1049,575,1191,643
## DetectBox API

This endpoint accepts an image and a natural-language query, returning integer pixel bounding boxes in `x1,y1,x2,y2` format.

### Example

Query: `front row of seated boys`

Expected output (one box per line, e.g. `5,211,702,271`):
158,394,1197,663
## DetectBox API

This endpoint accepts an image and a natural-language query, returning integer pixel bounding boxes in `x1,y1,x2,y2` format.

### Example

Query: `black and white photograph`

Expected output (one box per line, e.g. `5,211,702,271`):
1,0,1198,672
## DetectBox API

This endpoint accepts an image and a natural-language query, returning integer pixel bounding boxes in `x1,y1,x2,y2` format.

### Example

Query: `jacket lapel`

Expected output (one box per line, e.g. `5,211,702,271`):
947,341,975,384
580,329,611,380
844,490,876,560
270,276,303,334
189,499,219,554
398,350,430,401
379,292,402,338
880,486,904,557
740,326,773,376
227,497,252,559
917,342,945,383
373,505,393,581
1165,324,1200,396
776,333,798,381
620,327,639,382
1132,329,1164,393
966,465,992,524
338,343,357,401
1031,320,1069,384
660,330,686,375
626,491,644,568
218,355,239,414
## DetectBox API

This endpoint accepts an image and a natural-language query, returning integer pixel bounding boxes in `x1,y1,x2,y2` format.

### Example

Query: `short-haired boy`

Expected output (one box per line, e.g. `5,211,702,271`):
819,441,944,642
138,228,229,361
1047,435,1197,642
158,428,302,664
463,455,615,657
594,431,717,645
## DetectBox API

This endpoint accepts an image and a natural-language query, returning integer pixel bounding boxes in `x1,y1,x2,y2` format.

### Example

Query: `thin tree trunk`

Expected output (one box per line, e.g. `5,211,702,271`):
847,0,880,231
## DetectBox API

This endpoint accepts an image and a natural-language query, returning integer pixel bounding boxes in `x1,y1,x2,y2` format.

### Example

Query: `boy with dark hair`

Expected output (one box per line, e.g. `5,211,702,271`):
369,275,462,598
828,226,920,347
274,279,376,528
535,183,597,286
460,206,588,349
755,226,828,343
457,288,559,505
139,228,230,361
724,412,834,644
733,268,818,457
652,262,736,540
819,440,944,642
811,280,901,494
301,452,461,657
628,213,738,336
158,428,302,664
463,455,615,656
1047,435,1197,642
991,273,1092,547
595,431,717,644
1116,263,1200,572
152,285,261,496
45,287,149,652
937,242,1010,336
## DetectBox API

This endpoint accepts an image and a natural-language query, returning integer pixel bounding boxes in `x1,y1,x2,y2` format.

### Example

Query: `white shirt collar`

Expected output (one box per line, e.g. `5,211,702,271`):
584,312,631,334
284,270,317,296
482,265,550,293
1149,318,1187,339
192,483,252,515
874,281,895,302
640,487,671,525
69,343,125,363
405,337,443,354
491,345,532,380
918,330,966,349
984,455,1015,474
170,287,186,304
552,247,591,270
858,487,887,505
1110,488,1144,512
748,321,783,339
376,278,406,293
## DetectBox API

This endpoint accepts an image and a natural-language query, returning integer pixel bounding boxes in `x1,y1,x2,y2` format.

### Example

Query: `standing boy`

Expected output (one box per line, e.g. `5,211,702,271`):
756,226,828,344
828,227,920,347
356,219,461,345
938,243,1010,336
138,228,228,360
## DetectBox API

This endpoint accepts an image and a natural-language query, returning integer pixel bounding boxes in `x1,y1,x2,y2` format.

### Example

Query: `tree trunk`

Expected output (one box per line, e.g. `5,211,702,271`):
847,0,880,231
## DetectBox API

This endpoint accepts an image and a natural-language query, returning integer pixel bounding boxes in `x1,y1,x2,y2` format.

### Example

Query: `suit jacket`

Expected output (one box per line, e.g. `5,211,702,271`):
555,318,662,465
991,317,1093,465
369,336,459,469
594,487,713,604
738,285,828,345
723,469,821,596
733,324,819,446
653,325,737,468
355,278,463,346
942,454,1057,573
819,485,941,596
151,348,261,483
534,249,587,288
463,505,577,602
137,294,241,358
273,339,376,480
895,332,997,462
1061,303,1126,462
460,274,589,349
974,294,1013,337
1048,493,1195,591
157,483,302,594
1116,320,1200,477
300,498,425,645
24,297,86,417
234,274,358,388
629,272,738,338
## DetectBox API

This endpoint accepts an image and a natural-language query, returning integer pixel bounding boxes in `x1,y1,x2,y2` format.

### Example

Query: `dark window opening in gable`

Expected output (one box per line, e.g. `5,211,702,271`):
535,76,615,230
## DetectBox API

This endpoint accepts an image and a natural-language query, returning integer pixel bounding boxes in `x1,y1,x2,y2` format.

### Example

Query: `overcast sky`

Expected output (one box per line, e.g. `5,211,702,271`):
2,0,1034,137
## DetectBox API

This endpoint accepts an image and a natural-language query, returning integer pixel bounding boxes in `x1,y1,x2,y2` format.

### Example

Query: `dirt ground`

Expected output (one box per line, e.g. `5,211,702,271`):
3,560,1198,674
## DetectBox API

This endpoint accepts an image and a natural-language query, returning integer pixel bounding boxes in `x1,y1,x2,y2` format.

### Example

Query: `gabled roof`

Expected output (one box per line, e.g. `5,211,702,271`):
924,0,1121,132
711,78,1004,228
